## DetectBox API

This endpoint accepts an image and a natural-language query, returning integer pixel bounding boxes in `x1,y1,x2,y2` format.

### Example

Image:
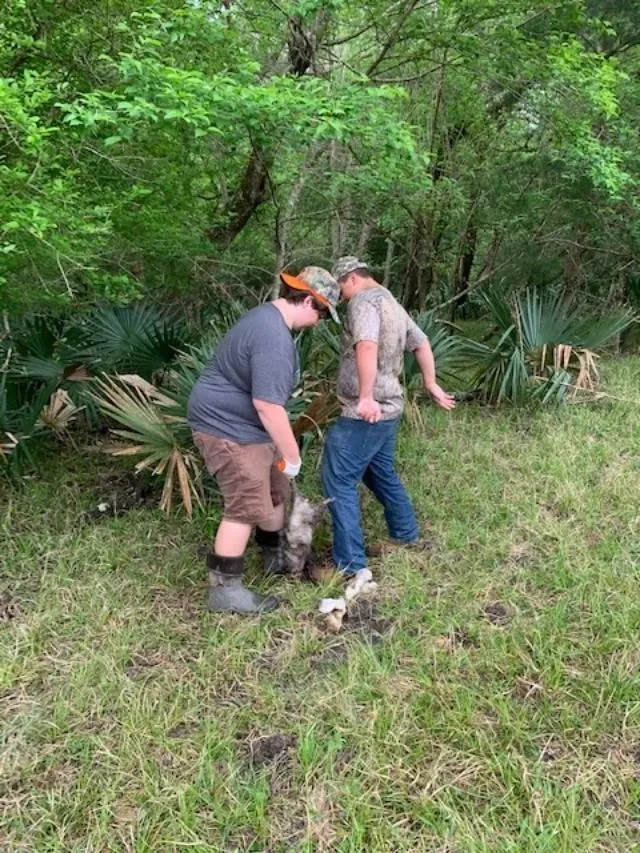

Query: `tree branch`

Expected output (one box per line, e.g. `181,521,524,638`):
365,0,422,77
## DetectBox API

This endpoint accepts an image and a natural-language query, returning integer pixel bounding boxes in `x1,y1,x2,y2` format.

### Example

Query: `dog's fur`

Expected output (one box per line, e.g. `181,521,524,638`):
284,484,333,579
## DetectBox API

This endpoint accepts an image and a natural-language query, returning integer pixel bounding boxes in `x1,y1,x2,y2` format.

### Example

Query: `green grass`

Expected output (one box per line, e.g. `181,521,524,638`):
2,357,640,851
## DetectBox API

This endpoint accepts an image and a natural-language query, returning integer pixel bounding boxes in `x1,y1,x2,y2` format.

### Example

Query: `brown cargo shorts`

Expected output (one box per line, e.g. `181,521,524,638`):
193,431,291,526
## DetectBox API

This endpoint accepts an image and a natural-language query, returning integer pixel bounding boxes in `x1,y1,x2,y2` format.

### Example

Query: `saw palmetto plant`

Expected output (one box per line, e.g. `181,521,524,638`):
459,288,634,404
87,309,246,515
91,373,203,516
0,377,53,471
1,302,195,471
80,302,193,380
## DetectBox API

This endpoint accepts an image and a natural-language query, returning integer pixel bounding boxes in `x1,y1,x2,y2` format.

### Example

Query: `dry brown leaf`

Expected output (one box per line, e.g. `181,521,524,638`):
0,432,19,457
160,453,176,514
292,389,339,438
38,389,83,433
64,365,92,382
116,374,175,407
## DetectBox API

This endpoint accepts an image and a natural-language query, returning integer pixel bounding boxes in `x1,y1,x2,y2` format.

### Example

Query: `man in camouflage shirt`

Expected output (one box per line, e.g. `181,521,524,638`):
321,256,455,574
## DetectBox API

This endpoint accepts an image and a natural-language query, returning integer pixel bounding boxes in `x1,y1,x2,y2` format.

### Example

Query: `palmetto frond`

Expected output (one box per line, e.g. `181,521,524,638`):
38,389,84,434
83,303,190,378
291,384,339,439
0,377,52,471
0,431,19,459
91,375,202,515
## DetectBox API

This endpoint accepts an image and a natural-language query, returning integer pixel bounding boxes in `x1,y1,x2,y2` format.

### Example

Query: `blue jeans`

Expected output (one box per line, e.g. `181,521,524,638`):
321,416,420,573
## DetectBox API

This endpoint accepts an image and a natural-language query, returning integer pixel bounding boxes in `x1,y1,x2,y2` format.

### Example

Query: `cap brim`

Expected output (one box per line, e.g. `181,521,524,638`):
279,272,327,305
280,272,340,323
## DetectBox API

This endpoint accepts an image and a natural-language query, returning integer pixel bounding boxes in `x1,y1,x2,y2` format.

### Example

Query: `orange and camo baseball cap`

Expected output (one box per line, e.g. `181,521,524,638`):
279,266,340,323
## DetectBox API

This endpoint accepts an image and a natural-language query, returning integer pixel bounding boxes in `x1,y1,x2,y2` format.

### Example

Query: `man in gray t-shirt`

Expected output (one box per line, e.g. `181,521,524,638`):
321,256,455,575
188,303,299,445
188,266,340,615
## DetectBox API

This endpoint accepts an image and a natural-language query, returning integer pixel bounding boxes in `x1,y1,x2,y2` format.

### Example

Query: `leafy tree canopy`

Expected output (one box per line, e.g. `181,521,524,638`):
1,0,639,313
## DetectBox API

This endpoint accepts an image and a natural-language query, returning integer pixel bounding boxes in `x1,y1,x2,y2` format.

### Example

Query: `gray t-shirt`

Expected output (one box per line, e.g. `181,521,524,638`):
187,303,298,444
337,286,427,420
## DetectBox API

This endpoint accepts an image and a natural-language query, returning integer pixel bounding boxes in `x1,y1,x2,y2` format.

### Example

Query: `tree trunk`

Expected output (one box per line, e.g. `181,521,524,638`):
403,214,430,310
357,221,372,257
206,12,327,249
403,210,446,311
272,144,326,294
450,220,477,322
205,146,273,247
402,54,451,311
383,238,394,287
272,172,308,297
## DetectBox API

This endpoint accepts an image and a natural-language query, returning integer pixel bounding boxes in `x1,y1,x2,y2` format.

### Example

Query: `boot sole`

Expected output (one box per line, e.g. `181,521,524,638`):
207,599,280,615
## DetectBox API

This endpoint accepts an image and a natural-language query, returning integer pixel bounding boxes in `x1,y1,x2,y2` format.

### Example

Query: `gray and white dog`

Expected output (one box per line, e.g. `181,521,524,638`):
284,484,333,579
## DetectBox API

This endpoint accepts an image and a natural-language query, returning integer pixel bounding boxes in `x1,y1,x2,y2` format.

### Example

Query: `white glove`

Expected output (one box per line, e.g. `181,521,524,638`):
277,457,301,478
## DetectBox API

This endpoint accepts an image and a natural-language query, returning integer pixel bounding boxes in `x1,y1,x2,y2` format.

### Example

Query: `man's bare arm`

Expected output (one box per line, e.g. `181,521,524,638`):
252,399,301,466
355,340,381,423
413,342,456,411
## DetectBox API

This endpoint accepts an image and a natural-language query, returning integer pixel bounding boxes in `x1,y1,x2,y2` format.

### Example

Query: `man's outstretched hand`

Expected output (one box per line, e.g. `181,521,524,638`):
426,383,456,411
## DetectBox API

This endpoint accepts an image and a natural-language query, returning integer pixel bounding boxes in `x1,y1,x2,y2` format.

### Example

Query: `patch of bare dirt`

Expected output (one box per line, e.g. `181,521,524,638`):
249,733,297,767
38,759,80,792
167,722,198,739
222,830,262,852
482,602,513,626
334,747,357,774
512,676,544,702
0,591,19,621
434,627,478,651
538,737,565,763
309,602,392,669
342,599,393,641
82,470,161,520
605,741,640,782
508,542,540,568
124,649,167,680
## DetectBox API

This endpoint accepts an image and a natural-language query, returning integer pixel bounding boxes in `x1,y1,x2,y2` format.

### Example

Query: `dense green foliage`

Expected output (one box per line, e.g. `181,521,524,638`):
3,0,640,314
2,0,639,493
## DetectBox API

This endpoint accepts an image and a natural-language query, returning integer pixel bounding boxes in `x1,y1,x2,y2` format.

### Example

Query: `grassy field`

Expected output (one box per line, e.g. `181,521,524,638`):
2,357,640,852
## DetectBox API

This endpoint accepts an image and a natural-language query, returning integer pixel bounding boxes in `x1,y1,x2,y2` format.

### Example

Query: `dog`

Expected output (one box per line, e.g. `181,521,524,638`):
284,484,333,579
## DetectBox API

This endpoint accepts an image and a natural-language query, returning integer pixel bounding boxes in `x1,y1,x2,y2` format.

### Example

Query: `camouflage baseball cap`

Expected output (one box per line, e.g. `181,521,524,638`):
331,256,370,282
280,266,341,323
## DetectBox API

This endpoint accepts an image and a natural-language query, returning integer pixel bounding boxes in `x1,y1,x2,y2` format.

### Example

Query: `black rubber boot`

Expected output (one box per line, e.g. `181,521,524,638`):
207,553,279,614
255,527,287,575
